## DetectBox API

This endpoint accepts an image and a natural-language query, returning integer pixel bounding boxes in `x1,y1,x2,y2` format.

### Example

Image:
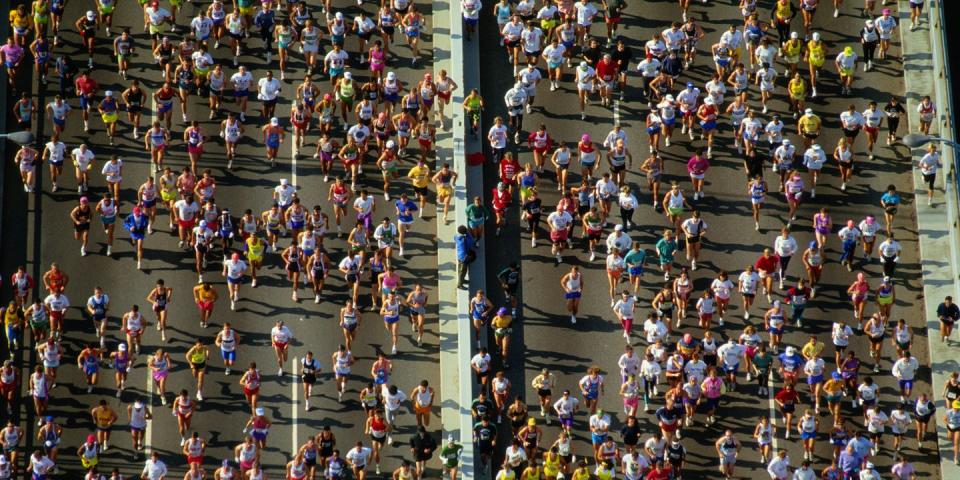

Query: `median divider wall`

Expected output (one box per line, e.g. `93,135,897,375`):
899,0,960,476
434,0,484,478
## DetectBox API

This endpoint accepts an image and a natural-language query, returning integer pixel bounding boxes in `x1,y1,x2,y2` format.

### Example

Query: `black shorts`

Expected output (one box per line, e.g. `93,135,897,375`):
803,132,819,139
610,164,625,173
128,105,142,113
478,443,494,455
75,222,90,232
686,235,700,245
537,388,551,398
924,173,936,189
303,373,317,384
843,127,861,139
263,98,278,107
505,39,520,49
414,186,429,197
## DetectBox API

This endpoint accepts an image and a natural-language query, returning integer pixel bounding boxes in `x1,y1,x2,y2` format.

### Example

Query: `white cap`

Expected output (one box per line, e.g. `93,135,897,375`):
865,19,875,27
782,139,791,146
199,220,208,228
665,94,675,101
447,435,455,443
335,11,343,19
614,224,623,231
119,343,127,351
704,97,715,105
790,31,799,39
812,32,821,41
105,90,114,97
280,178,289,185
134,400,144,408
386,71,396,80
255,407,265,415
785,346,796,355
804,108,813,115
344,71,352,80
579,61,588,68
386,140,396,148
813,144,823,150
270,117,280,126
86,10,96,19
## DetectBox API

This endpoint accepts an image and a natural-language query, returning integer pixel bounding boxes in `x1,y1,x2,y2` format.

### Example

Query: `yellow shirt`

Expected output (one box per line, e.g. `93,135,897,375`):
543,454,561,476
572,468,592,480
799,115,821,134
807,41,826,64
194,285,216,302
246,237,265,260
188,348,208,364
774,2,793,21
823,379,844,395
407,165,431,188
784,40,802,58
3,309,19,327
801,341,823,359
788,78,806,98
492,314,512,329
9,10,29,28
93,407,115,427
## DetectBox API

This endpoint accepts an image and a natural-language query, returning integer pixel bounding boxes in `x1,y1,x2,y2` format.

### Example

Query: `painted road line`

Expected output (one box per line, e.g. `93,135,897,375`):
145,366,154,454
291,132,299,188
291,355,299,455
613,99,620,127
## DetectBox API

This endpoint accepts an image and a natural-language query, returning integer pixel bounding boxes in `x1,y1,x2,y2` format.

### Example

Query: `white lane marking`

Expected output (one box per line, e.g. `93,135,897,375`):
768,378,778,453
613,98,620,126
291,355,299,455
152,98,158,125
146,367,154,453
291,132,298,188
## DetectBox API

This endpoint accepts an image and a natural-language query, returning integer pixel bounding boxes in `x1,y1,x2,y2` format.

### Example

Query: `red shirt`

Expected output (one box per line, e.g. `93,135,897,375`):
499,159,520,183
75,76,98,95
528,131,552,151
774,388,799,406
644,466,673,480
754,255,779,273
596,59,617,80
491,188,512,210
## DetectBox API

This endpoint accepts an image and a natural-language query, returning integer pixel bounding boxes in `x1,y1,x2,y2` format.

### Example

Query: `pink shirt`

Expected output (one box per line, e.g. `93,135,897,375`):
686,156,710,176
0,44,23,63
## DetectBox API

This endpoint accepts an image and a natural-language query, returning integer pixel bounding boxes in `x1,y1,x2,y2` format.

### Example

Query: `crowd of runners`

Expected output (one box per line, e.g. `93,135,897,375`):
0,0,951,475
451,0,948,479
2,0,480,475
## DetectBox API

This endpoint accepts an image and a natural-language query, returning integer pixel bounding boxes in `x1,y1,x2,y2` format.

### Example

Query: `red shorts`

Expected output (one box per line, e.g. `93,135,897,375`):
197,300,214,312
550,230,568,243
605,16,621,24
0,383,15,395
273,341,288,350
243,386,260,397
179,219,196,230
493,203,509,213
699,313,713,323
438,91,451,101
660,422,678,433
343,159,359,168
187,455,203,465
188,144,203,155
293,120,309,130
681,109,695,118
865,126,879,135
50,311,64,322
533,147,549,155
418,138,432,149
125,327,143,336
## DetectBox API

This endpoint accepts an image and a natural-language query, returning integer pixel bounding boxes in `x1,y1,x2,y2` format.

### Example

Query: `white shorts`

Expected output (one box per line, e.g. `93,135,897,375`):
577,82,594,92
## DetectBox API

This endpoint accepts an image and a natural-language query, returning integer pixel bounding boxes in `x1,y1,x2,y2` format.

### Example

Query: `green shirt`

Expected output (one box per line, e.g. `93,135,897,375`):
624,249,647,268
466,204,490,223
440,444,463,468
753,352,774,372
655,238,677,262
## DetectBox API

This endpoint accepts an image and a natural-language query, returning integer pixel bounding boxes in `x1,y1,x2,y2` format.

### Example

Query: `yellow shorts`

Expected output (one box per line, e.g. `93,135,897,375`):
839,67,853,77
160,189,177,202
101,112,118,124
438,185,453,198
239,5,253,15
149,24,165,35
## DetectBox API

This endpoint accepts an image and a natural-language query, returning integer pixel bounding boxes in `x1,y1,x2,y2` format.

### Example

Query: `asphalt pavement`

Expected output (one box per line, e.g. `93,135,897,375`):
1,0,443,476
476,0,937,478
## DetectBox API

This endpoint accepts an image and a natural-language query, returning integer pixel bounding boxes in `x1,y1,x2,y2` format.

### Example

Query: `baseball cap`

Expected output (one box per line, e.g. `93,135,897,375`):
387,71,396,80
785,346,796,355
133,206,142,215
497,307,508,316
79,196,89,204
790,31,799,39
581,134,591,142
686,82,694,88
105,90,113,97
119,343,127,351
270,117,280,126
86,10,96,19
335,12,343,19
804,108,814,115
280,178,289,185
199,220,207,228
255,407,265,415
782,139,792,146
447,435,455,443
831,371,842,381
344,71,353,80
812,32,821,41
497,182,506,190
386,140,396,149
808,240,817,249
614,224,623,231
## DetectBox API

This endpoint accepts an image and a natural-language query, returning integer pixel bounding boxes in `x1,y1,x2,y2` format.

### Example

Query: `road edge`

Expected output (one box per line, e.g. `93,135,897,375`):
900,0,960,476
435,0,484,477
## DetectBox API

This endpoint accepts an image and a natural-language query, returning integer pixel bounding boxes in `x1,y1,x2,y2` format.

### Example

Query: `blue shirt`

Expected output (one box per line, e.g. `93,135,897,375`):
848,437,873,459
837,450,860,473
881,192,901,206
395,200,418,223
455,233,474,262
254,10,275,29
778,353,803,373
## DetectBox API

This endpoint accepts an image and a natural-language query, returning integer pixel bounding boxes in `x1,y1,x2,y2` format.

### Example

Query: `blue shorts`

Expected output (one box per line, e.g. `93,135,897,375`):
899,379,913,390
405,29,419,38
647,126,661,134
384,315,400,325
4,61,16,69
663,117,676,127
565,291,582,299
53,117,65,127
221,349,236,362
332,34,345,45
329,67,343,78
548,61,560,69
590,432,607,445
290,220,305,230
79,94,93,109
227,276,243,285
807,374,823,385
801,431,816,440
704,397,720,410
861,397,876,406
562,41,574,49
768,327,783,335
266,141,280,149
251,430,268,441
131,231,145,241
628,266,643,276
700,120,716,131
234,89,249,98
142,198,157,208
84,364,98,376
102,216,116,225
158,101,173,113
384,92,400,103
723,363,738,374
464,17,478,26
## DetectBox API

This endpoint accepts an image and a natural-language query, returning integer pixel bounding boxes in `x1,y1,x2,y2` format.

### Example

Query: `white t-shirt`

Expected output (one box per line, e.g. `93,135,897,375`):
274,184,296,205
471,353,491,372
225,259,247,279
354,196,375,216
257,77,281,101
488,124,509,149
71,148,95,171
738,271,760,294
231,71,253,91
101,160,123,182
271,325,292,343
174,200,200,221
574,1,598,25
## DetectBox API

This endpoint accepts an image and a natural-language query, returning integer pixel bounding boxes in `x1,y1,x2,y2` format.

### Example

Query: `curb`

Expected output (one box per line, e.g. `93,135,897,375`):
899,0,960,476
435,0,484,478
